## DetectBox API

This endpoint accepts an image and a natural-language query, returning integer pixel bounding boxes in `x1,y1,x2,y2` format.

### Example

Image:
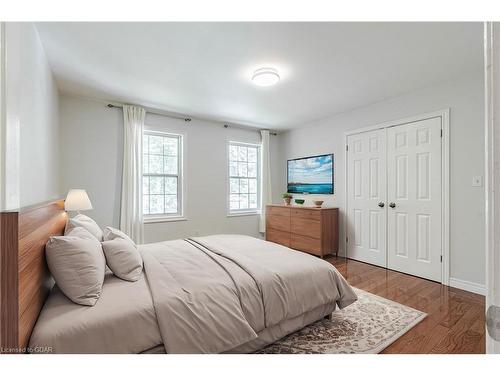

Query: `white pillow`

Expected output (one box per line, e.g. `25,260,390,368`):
101,238,143,282
103,226,135,244
46,227,106,306
65,214,103,241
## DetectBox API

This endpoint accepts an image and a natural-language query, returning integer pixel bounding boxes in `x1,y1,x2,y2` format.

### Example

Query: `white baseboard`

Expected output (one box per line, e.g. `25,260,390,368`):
449,277,486,296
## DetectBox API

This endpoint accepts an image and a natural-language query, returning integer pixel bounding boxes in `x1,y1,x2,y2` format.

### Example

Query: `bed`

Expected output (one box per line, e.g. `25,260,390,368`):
0,200,357,354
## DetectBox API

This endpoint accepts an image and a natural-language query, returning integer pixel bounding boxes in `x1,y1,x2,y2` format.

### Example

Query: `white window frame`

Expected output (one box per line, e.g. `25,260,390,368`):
142,130,184,223
227,141,262,216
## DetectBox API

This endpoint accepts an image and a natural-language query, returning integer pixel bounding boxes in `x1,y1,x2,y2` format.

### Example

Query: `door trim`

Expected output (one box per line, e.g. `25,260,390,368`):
0,22,4,210
485,21,500,353
344,109,450,286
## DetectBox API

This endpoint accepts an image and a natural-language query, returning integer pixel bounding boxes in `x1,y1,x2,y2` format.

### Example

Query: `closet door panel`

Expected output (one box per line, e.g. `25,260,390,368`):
386,117,442,282
346,129,387,267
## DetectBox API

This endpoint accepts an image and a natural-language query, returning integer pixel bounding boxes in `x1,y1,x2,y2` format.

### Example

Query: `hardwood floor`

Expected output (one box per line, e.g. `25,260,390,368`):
327,256,485,354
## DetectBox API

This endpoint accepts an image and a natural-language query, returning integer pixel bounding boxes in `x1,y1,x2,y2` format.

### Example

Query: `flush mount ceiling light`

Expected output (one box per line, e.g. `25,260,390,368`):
252,67,280,87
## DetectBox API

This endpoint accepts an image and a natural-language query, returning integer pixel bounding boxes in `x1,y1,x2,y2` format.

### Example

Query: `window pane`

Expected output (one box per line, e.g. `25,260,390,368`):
249,194,257,208
164,137,178,156
240,179,249,193
229,145,238,161
165,195,177,213
143,132,183,217
165,177,177,194
248,162,257,177
149,136,164,155
150,176,165,194
230,178,239,194
164,156,178,175
249,179,257,193
149,155,163,174
143,136,149,155
143,195,150,215
238,146,248,162
228,143,260,213
248,147,257,162
239,194,249,209
143,154,149,174
238,162,248,177
229,162,238,176
150,195,164,214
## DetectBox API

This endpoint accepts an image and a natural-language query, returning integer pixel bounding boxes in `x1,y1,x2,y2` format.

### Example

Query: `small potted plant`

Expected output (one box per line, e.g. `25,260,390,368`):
282,193,293,205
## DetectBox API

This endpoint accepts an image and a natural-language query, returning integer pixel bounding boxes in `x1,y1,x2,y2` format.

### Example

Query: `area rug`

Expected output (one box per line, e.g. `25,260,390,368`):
257,288,426,354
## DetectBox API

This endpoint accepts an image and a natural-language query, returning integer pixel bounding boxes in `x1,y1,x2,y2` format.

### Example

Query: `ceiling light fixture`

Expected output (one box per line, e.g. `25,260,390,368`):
252,67,280,87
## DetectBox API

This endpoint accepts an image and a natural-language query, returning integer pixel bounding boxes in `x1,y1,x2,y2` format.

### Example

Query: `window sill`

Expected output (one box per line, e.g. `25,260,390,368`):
227,211,261,218
144,216,187,224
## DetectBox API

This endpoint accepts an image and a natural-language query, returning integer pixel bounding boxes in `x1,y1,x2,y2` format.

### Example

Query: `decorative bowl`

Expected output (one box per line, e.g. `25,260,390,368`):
294,199,305,205
313,200,324,208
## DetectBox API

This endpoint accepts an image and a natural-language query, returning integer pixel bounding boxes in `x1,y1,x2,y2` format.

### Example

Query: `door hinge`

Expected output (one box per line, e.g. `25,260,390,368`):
440,255,443,263
441,129,443,138
346,145,348,151
346,237,348,243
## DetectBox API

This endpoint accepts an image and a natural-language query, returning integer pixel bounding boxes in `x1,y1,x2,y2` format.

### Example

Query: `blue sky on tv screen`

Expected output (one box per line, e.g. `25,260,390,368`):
288,155,333,184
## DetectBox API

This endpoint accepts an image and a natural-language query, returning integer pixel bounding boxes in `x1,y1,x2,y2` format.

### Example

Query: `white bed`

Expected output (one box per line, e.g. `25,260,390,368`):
29,234,357,354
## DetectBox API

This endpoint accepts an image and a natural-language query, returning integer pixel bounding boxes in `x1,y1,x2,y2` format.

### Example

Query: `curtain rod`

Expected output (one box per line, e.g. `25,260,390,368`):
107,103,191,122
106,103,277,136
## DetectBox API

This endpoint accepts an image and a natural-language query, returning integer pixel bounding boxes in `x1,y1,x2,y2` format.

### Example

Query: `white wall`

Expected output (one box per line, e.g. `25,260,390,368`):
275,72,485,287
59,95,271,243
59,95,123,227
2,23,60,209
3,23,60,209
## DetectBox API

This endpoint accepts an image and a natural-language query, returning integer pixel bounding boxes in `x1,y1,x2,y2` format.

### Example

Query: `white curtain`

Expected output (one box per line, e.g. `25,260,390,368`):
259,129,272,233
120,105,146,244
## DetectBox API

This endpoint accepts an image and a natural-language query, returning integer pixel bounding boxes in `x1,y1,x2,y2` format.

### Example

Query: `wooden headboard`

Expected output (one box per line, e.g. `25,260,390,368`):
0,200,67,352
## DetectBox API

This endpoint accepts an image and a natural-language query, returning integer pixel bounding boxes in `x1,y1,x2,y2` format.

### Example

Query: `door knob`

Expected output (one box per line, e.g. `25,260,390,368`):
378,202,385,208
389,202,396,208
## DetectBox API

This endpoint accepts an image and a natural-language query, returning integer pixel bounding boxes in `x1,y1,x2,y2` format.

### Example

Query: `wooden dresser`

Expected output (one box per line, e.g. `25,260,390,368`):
265,204,339,257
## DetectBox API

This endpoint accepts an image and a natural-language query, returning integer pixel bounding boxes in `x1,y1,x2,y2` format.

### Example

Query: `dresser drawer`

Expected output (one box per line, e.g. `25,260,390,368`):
291,234,322,256
267,206,291,217
267,214,290,232
291,208,321,221
291,217,321,239
266,229,291,247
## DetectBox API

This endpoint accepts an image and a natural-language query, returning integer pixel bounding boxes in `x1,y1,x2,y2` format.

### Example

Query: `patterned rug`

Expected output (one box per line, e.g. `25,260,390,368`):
258,288,426,354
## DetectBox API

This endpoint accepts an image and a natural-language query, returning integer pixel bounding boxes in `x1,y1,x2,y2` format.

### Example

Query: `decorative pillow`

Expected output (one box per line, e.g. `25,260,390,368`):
65,214,103,241
103,226,135,244
45,227,105,306
101,238,143,282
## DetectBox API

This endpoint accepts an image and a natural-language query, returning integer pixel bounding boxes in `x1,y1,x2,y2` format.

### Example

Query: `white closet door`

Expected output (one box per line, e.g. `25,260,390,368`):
386,117,442,282
346,129,387,267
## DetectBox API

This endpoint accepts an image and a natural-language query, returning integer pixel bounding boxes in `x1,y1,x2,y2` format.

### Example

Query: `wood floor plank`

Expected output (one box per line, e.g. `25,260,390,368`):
326,256,485,354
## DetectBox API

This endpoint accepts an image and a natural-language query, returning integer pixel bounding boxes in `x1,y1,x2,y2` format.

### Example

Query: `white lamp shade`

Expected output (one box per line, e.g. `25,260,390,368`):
65,189,93,212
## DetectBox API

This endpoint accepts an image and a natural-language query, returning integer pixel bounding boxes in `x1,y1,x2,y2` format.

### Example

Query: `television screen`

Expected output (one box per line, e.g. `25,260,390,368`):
287,154,334,194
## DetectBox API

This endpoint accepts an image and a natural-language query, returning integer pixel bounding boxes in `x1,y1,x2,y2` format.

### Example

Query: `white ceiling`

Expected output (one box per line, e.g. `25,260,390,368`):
35,22,483,130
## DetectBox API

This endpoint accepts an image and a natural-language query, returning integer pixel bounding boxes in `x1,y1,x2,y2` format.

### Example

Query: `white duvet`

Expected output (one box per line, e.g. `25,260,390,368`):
141,234,357,353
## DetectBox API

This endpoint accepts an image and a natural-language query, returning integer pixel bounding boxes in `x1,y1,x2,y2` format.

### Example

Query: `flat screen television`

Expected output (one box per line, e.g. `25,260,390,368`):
287,154,334,194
